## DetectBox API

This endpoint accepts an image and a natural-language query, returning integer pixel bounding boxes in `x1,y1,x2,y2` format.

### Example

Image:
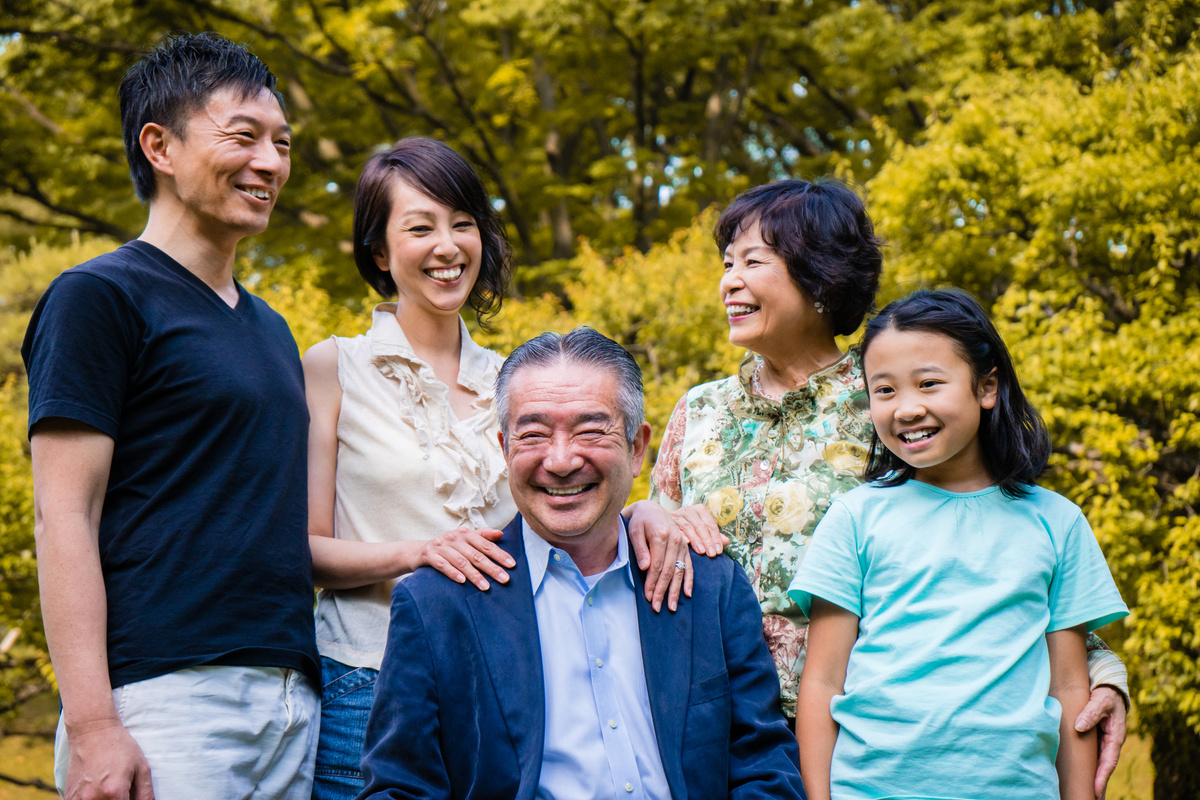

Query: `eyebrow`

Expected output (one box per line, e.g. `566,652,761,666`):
227,114,292,135
867,365,948,383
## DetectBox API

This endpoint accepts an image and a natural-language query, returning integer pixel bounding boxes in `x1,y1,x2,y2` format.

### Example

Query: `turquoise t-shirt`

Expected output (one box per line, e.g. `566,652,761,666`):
788,481,1128,800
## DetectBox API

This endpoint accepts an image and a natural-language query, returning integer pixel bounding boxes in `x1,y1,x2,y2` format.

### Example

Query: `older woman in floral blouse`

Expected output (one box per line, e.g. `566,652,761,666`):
648,178,1130,794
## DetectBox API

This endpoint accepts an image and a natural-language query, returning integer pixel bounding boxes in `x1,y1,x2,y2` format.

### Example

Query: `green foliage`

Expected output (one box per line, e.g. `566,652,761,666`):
7,0,1130,297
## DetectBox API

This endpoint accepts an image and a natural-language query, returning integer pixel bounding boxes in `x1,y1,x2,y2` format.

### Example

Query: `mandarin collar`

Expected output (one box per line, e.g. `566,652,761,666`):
732,349,860,420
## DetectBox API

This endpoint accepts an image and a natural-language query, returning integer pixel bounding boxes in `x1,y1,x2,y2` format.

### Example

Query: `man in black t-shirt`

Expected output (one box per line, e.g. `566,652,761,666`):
23,33,319,800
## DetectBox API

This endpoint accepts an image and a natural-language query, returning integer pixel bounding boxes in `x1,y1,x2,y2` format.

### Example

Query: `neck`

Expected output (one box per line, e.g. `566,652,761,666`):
393,306,465,366
140,202,240,300
755,336,845,396
538,518,622,577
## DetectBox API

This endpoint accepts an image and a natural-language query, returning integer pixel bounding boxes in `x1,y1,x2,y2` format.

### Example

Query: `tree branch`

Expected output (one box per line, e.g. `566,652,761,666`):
0,27,138,54
0,772,57,794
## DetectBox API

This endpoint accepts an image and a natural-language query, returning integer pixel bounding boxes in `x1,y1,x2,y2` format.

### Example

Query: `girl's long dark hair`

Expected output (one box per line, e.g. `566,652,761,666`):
861,289,1051,497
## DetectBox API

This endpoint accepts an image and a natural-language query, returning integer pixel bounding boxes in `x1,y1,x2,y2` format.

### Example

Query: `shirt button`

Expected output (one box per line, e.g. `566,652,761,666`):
625,783,633,793
595,658,603,667
552,553,562,562
767,428,778,438
609,719,617,728
587,596,594,606
760,459,770,470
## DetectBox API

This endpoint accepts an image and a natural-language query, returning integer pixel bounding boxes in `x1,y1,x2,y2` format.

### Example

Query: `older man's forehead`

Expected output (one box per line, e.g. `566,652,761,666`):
513,408,617,428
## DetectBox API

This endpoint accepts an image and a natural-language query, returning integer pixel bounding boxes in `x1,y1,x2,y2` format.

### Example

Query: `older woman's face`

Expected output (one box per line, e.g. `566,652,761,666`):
720,221,816,354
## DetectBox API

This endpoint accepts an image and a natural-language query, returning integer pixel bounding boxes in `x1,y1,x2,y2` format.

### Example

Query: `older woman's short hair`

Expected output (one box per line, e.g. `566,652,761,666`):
714,178,883,336
353,138,512,324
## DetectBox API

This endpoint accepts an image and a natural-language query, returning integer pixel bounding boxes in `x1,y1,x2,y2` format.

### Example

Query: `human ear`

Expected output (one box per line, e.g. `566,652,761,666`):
139,122,174,177
978,368,999,410
629,422,653,477
373,246,390,273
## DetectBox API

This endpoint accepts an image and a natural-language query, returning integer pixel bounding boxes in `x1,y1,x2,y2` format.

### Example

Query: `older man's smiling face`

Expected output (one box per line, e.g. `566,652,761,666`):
500,360,649,564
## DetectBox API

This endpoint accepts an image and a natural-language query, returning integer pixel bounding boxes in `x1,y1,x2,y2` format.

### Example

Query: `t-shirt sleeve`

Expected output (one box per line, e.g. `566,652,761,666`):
22,272,140,439
648,393,688,510
1047,512,1129,633
787,497,863,619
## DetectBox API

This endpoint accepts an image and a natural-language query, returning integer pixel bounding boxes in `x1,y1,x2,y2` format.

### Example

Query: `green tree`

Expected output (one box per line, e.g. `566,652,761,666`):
3,0,1142,296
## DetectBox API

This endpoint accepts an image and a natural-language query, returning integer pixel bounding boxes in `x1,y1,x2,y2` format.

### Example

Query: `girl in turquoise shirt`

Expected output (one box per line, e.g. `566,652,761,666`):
791,289,1127,800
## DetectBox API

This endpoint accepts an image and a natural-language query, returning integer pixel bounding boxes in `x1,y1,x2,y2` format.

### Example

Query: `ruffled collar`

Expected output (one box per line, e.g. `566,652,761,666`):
731,349,861,420
366,305,507,527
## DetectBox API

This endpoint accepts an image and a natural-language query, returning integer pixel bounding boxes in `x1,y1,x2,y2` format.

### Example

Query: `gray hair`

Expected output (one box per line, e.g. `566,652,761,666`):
495,327,645,446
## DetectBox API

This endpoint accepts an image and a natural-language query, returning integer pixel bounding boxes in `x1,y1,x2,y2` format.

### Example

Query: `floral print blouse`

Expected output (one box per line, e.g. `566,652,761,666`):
650,350,871,716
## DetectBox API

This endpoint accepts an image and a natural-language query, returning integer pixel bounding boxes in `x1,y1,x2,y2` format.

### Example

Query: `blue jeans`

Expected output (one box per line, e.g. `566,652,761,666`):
311,656,378,800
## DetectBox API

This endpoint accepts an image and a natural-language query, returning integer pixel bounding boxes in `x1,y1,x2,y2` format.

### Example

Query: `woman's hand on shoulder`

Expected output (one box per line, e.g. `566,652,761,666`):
625,500,728,613
419,527,516,591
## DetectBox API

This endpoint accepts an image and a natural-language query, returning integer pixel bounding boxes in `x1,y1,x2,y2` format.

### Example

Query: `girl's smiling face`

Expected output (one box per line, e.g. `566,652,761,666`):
864,327,998,492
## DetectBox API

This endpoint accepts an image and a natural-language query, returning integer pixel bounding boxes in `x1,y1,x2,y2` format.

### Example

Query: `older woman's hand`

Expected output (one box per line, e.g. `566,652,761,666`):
1074,685,1127,799
419,527,515,591
626,501,728,612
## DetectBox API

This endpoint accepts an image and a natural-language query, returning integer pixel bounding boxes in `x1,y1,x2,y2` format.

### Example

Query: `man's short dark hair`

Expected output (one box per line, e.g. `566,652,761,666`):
714,178,884,336
495,327,644,446
118,32,285,201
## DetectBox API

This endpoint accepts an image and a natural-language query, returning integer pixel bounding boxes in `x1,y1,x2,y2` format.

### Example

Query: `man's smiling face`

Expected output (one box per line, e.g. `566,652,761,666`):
159,85,291,244
500,360,649,552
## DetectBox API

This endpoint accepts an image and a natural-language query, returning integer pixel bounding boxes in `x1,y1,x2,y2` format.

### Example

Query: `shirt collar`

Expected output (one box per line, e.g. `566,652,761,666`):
522,516,633,592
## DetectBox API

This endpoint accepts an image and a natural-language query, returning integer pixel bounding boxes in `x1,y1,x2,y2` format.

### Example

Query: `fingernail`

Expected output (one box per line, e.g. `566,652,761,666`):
478,580,490,590
506,559,516,568
653,600,661,612
497,572,509,583
669,600,677,611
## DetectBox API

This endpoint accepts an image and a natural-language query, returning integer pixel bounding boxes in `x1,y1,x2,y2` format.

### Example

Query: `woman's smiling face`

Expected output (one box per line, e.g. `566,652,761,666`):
374,178,482,320
719,221,817,355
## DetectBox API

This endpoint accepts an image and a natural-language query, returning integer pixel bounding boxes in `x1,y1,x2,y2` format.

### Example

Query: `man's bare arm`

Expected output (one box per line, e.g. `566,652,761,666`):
32,420,154,800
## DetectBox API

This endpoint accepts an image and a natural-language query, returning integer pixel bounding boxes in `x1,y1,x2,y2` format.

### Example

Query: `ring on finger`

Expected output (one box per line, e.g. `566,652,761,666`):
674,559,687,571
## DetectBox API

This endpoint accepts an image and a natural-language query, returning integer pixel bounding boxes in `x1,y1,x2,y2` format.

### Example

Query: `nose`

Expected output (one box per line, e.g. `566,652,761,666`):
894,394,925,421
543,434,583,476
432,226,459,260
719,263,744,296
251,138,288,180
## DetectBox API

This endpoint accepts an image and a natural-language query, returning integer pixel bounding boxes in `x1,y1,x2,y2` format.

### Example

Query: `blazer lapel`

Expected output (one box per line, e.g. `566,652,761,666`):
467,515,545,797
634,552,693,798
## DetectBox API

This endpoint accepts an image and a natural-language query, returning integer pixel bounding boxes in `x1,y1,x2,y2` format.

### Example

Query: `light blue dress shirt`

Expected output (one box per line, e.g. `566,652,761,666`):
521,520,672,800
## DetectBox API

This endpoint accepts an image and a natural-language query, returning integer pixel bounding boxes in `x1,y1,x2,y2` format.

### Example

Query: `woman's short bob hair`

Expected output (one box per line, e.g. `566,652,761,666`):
714,178,883,337
353,137,512,324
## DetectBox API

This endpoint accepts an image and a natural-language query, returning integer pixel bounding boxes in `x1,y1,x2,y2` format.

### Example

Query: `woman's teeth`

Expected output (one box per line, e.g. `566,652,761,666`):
726,304,758,317
427,266,463,281
900,429,936,443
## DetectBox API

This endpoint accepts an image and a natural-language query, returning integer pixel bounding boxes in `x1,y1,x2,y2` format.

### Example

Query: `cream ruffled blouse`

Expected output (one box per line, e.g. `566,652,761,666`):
315,305,518,670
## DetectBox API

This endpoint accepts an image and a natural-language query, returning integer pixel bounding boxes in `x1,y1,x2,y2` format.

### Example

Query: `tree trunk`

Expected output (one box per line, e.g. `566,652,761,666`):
1150,709,1200,800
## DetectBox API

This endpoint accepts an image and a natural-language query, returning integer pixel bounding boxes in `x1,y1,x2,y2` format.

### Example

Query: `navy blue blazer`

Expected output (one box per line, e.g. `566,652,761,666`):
359,514,805,800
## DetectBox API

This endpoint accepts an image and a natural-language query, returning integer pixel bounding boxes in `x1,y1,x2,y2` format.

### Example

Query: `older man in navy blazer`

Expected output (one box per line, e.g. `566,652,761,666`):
359,328,804,800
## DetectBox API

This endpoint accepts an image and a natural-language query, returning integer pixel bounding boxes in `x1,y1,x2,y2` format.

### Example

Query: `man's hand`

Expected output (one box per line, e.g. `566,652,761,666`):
419,527,514,591
1074,685,1127,799
626,501,728,612
64,719,154,800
